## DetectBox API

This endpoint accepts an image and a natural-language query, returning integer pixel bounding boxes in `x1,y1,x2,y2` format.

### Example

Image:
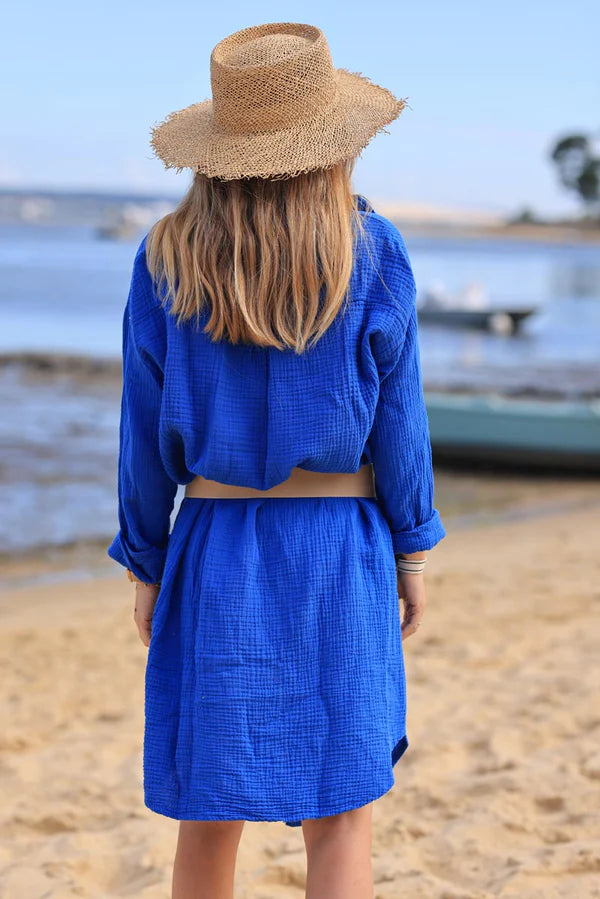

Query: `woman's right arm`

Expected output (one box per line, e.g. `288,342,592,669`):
106,237,179,587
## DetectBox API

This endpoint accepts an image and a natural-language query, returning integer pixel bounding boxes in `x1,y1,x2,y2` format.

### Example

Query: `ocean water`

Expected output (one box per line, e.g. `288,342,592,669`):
1,221,599,561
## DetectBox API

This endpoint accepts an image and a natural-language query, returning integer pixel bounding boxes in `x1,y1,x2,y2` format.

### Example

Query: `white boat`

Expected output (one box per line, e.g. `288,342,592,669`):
418,282,538,335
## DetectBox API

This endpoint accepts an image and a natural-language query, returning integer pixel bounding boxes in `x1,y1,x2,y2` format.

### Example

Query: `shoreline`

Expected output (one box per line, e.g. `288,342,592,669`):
396,219,600,245
3,211,600,246
2,348,600,401
2,467,598,590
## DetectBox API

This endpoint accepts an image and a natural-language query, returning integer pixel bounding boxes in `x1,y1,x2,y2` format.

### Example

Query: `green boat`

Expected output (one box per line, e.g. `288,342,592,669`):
425,391,600,471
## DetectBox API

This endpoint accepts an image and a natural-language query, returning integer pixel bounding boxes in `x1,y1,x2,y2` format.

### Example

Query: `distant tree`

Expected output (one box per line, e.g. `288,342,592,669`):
509,205,538,224
550,132,600,219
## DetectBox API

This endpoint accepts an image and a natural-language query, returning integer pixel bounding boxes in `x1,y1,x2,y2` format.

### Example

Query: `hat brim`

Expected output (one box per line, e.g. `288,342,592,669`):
149,69,407,180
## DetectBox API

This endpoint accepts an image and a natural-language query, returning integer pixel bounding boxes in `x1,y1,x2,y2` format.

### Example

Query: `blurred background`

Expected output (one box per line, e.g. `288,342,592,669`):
1,0,598,575
0,2,599,897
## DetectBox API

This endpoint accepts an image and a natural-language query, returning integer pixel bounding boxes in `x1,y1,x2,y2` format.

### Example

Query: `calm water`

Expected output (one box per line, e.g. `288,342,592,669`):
1,221,599,559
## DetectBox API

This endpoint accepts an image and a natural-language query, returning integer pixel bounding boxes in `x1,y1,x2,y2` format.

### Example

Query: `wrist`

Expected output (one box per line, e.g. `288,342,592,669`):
394,553,428,575
126,568,162,588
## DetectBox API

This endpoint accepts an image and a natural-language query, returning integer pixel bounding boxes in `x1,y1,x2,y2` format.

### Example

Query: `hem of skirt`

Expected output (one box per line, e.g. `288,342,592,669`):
391,733,409,768
144,734,409,829
284,733,409,828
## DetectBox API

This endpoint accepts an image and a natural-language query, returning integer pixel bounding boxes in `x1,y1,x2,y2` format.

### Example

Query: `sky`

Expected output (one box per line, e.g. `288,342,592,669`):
2,0,598,217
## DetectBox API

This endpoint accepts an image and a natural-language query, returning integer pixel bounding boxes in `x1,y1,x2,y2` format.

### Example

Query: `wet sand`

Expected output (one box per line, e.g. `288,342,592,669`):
1,474,599,897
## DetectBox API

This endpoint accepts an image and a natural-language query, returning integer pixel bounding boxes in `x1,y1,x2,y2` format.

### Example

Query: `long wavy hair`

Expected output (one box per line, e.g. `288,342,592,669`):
145,157,374,353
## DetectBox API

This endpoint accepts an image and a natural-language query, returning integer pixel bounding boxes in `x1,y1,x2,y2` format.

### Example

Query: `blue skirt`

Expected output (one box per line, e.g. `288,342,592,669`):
143,495,409,827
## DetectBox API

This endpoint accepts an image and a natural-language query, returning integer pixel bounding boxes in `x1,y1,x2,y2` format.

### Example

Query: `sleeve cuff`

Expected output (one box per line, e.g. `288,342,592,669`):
389,509,446,554
107,533,168,584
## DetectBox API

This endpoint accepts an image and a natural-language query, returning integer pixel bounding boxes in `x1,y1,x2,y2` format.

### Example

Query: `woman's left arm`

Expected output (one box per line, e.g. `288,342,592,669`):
367,266,446,557
107,238,178,586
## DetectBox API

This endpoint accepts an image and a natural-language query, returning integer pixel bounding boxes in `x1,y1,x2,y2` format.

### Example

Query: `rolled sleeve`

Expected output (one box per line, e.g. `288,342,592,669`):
106,239,178,584
366,232,446,554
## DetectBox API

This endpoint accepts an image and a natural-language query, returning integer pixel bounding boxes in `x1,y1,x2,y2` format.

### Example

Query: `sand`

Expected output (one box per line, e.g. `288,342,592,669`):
372,199,600,245
1,479,599,898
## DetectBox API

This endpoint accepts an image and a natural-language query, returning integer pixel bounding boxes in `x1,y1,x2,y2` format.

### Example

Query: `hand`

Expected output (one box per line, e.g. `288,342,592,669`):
133,583,161,647
397,570,426,640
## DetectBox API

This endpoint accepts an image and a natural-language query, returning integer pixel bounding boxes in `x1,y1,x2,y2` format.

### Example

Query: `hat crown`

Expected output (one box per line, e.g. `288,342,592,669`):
210,23,338,134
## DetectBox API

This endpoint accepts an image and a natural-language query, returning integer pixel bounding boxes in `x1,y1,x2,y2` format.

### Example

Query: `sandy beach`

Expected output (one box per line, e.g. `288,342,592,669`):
1,473,599,898
369,200,600,245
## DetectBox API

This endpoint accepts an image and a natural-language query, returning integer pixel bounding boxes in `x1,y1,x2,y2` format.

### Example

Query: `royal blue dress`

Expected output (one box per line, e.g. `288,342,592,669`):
107,194,446,826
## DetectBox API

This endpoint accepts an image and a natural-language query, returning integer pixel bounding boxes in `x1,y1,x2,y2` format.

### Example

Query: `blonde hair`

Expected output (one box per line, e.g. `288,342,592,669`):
146,158,373,353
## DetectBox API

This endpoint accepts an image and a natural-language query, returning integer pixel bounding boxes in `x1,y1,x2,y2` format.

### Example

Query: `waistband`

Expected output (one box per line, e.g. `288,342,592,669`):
184,463,376,499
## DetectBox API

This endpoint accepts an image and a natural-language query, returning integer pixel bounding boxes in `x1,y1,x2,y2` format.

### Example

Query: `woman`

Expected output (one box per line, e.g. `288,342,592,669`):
107,21,445,899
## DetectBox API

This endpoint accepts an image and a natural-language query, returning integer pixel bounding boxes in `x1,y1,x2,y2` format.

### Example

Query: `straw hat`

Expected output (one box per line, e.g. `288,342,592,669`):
149,22,407,181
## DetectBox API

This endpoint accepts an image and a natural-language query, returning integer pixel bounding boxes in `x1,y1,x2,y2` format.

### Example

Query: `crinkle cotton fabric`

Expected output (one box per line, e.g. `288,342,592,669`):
107,194,445,826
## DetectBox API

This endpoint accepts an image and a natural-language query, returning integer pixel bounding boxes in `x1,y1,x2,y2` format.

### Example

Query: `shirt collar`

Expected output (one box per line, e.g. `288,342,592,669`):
354,194,373,214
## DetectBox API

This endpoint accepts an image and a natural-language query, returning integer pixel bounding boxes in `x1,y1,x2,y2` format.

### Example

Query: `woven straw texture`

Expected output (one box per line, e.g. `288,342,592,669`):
149,22,407,180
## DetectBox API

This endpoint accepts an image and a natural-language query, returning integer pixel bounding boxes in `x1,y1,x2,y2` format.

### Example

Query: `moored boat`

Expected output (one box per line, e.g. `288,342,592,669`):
425,391,600,471
417,281,538,334
418,306,536,334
